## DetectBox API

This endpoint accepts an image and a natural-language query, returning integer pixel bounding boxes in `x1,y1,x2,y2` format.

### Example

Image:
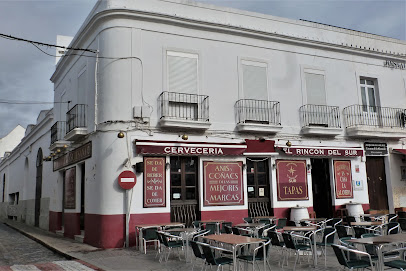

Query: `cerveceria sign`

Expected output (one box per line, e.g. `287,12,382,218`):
53,142,92,171
135,141,246,156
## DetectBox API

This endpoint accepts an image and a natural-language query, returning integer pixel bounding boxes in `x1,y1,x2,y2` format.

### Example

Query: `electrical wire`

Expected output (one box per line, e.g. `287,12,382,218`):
0,33,96,53
0,99,70,105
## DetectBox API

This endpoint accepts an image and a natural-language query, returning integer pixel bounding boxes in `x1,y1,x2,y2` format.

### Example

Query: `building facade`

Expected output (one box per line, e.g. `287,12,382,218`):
1,0,406,248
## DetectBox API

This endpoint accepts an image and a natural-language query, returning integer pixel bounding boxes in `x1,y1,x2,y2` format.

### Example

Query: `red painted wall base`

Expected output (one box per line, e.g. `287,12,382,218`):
201,209,248,225
64,213,81,239
49,211,62,233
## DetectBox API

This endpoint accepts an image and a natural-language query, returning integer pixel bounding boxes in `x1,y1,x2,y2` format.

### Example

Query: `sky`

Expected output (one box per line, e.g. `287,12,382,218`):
0,0,405,138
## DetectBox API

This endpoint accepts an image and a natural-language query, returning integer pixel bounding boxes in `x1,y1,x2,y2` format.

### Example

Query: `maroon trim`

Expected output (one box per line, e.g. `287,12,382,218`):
63,213,81,239
245,139,275,153
49,211,62,232
393,149,406,155
135,139,246,146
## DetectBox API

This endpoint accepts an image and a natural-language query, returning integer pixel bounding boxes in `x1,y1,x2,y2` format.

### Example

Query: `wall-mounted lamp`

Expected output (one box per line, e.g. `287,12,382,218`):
63,144,69,149
117,131,125,138
181,134,188,140
259,137,266,142
43,155,52,162
56,148,61,153
286,140,292,147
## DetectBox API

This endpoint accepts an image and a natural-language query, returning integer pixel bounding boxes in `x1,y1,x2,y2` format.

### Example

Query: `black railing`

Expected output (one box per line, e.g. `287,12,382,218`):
66,104,87,133
50,121,66,144
300,104,341,128
343,105,406,128
158,92,209,122
235,99,281,125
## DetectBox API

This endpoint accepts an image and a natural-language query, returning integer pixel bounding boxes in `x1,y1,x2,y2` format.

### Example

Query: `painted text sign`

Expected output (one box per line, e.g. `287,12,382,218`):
54,142,92,171
203,161,244,206
334,160,353,199
144,157,166,208
64,167,76,209
276,160,308,201
136,142,246,156
283,147,363,157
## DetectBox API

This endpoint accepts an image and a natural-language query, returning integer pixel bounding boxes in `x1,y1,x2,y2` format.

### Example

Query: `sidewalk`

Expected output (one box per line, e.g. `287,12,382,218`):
3,219,341,270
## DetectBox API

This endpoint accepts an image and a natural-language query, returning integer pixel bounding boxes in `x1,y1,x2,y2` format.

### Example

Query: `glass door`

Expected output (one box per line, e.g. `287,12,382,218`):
246,158,271,217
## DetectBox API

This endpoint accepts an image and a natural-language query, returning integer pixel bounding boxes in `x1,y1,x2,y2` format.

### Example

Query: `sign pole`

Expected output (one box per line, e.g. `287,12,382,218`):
125,189,130,248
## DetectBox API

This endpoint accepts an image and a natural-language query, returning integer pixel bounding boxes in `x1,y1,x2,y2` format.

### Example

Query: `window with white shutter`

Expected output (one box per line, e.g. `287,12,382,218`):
167,51,198,94
242,60,268,100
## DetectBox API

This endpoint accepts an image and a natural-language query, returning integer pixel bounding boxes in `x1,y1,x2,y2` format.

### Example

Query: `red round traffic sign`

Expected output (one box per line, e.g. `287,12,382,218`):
118,170,137,190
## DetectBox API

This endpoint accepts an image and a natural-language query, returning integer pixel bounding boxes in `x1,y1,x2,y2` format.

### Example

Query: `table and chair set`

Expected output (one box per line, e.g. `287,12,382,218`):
134,217,294,270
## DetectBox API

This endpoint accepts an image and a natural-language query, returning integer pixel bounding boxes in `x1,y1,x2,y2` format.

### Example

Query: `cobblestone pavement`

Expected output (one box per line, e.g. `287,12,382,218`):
0,260,101,271
0,223,66,266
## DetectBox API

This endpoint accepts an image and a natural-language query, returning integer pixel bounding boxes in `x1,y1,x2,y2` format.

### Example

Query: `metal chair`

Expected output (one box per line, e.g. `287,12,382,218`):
331,244,374,270
353,226,367,238
156,231,184,262
315,227,336,266
282,232,313,270
198,242,233,271
276,218,287,231
268,230,285,266
221,222,232,234
237,239,271,271
325,218,342,228
243,217,253,223
141,226,160,254
205,222,218,235
336,224,352,239
384,247,406,270
190,240,205,271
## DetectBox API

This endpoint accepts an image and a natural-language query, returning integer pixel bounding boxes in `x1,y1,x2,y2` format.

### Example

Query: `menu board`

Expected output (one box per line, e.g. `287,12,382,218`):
334,160,353,199
276,160,308,201
144,157,166,207
64,167,76,209
203,161,244,206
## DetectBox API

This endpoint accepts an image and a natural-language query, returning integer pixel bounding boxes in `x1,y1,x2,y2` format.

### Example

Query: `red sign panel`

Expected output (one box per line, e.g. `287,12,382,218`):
283,147,363,157
118,170,137,190
144,157,166,208
203,161,244,206
334,160,353,199
276,160,308,201
64,167,76,209
136,141,246,156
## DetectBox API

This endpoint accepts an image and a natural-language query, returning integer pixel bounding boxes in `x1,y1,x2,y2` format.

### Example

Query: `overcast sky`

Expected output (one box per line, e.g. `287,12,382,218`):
0,0,405,138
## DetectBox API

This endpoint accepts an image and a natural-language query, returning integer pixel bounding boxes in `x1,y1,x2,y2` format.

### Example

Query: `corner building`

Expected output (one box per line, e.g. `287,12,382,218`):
1,0,406,248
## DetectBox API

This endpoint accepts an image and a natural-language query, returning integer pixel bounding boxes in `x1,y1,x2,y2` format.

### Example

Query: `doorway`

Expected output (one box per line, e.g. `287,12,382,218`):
311,158,333,218
35,148,43,227
366,157,389,211
80,163,85,231
170,156,200,226
246,158,271,217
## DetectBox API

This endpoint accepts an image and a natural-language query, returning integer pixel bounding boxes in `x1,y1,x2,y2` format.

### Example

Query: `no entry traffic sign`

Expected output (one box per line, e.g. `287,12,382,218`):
118,170,137,190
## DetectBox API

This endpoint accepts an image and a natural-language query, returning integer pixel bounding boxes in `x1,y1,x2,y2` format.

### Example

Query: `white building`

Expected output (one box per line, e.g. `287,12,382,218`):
0,125,25,160
1,0,406,248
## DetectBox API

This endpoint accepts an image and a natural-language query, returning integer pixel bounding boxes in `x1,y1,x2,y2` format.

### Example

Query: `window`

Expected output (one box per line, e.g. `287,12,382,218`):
360,78,377,112
167,51,198,94
304,70,326,105
242,60,268,100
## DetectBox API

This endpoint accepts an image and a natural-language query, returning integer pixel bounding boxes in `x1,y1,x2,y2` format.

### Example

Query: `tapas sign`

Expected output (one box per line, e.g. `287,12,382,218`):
334,160,353,199
144,157,166,208
276,160,308,201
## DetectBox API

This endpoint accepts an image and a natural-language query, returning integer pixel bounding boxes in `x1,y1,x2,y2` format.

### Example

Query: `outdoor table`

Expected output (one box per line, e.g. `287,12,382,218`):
350,221,382,226
361,213,387,222
348,233,406,270
203,234,266,271
283,226,318,266
198,220,225,234
135,222,185,252
165,227,197,262
253,216,276,224
300,218,327,227
235,223,266,237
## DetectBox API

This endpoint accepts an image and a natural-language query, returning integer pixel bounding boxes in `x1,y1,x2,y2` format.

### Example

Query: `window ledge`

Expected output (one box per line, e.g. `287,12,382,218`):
236,123,282,134
159,118,211,130
346,126,406,139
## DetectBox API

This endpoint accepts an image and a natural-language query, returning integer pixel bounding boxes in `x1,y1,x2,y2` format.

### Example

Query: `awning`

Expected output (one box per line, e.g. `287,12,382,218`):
392,149,406,155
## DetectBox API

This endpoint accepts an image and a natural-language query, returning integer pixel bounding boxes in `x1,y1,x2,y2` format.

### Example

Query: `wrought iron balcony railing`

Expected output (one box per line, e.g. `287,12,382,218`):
66,104,87,133
235,99,281,125
300,104,341,128
50,121,66,145
158,91,209,122
343,105,406,128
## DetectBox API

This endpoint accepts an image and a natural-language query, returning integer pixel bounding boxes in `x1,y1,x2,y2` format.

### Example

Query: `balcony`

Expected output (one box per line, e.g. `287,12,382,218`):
65,104,87,141
299,104,342,136
158,92,210,130
49,121,70,151
235,99,282,133
343,105,406,139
